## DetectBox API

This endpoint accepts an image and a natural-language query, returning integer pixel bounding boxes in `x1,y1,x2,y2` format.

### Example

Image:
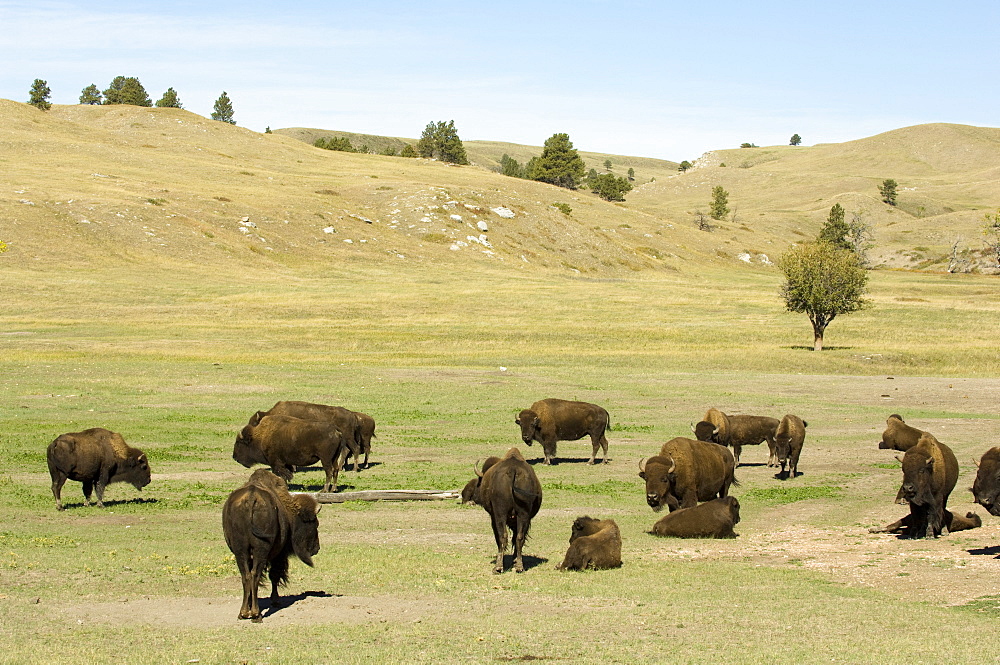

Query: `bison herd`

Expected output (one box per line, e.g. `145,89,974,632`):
43,399,999,623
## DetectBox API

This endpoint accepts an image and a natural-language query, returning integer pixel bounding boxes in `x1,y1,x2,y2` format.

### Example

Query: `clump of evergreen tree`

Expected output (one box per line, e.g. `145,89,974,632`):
103,77,152,106
314,136,356,152
590,173,633,202
155,87,182,108
532,133,585,190
28,79,52,110
211,91,235,124
417,120,468,164
79,84,102,105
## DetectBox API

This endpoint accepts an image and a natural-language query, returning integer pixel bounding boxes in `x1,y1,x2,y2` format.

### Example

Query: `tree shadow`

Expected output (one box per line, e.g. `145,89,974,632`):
261,590,338,617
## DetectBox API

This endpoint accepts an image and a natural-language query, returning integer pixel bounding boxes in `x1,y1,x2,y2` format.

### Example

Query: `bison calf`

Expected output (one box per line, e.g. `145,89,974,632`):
516,398,610,465
46,428,151,511
222,469,321,622
649,496,741,539
774,414,807,479
556,517,622,571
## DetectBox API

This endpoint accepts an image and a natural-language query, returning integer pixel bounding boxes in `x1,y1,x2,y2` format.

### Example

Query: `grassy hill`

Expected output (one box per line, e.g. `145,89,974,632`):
2,100,999,275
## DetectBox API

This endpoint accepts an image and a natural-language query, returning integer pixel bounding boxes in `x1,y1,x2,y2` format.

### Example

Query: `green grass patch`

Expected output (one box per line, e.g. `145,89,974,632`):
742,485,842,505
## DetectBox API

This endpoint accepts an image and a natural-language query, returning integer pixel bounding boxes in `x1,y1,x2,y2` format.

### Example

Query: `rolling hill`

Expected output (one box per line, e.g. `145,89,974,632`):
1,99,998,275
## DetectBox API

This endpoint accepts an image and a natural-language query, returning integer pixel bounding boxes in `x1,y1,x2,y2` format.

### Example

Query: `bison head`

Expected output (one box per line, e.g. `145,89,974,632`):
899,453,935,506
569,516,604,543
232,425,261,468
691,420,720,444
515,409,540,446
638,456,676,512
291,495,322,567
115,452,152,490
972,448,1000,517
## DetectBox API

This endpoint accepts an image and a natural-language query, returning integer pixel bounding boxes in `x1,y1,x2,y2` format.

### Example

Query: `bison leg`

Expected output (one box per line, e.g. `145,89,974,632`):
92,480,106,508
542,442,556,465
512,516,529,573
268,557,289,611
732,444,742,466
51,473,68,511
235,554,256,621
81,480,94,507
766,438,778,467
489,513,509,574
247,558,267,622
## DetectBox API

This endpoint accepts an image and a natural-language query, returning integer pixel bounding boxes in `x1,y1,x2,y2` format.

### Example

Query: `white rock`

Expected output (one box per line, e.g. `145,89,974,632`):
450,214,463,222
757,254,773,265
491,207,515,218
477,221,489,232
323,227,336,234
738,253,752,263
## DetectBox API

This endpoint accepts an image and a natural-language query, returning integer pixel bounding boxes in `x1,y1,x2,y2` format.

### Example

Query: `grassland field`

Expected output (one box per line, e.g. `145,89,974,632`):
1,260,999,664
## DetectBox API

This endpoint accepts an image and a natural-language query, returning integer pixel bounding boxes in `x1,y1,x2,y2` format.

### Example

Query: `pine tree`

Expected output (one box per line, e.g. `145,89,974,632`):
79,84,102,105
819,203,852,251
590,173,633,202
212,91,236,124
155,87,182,108
710,186,730,221
28,79,52,110
400,144,417,158
416,120,468,164
103,77,151,106
531,133,586,190
879,179,898,206
790,133,802,146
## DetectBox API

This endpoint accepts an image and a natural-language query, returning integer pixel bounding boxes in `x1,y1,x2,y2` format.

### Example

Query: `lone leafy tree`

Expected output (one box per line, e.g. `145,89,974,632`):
790,133,802,146
879,178,898,206
79,84,102,105
155,87,182,108
531,133,586,190
678,160,692,172
28,79,52,111
416,120,468,164
779,241,869,351
212,91,236,124
710,185,730,221
590,173,633,202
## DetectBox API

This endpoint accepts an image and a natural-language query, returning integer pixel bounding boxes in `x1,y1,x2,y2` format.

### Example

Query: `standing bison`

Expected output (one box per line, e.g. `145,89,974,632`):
774,415,807,479
46,428,151,511
696,408,780,466
896,433,959,539
878,414,926,451
353,411,377,470
556,517,622,571
639,437,737,512
474,448,542,573
516,398,610,465
650,496,741,539
233,414,347,492
249,401,367,472
971,447,1000,516
222,469,321,622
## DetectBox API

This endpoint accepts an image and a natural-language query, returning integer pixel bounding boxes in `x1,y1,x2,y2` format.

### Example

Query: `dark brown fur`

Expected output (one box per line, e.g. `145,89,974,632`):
46,428,151,511
872,509,981,536
639,437,737,512
353,411,377,469
460,456,502,505
971,447,1000,516
878,414,926,451
249,401,366,472
516,398,610,465
774,414,807,479
699,408,779,466
233,414,346,492
556,517,622,571
477,448,542,573
650,496,741,539
896,433,959,539
222,469,321,622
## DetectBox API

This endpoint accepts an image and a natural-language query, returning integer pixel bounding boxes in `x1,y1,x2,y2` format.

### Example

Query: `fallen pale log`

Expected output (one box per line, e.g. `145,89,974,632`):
295,489,461,503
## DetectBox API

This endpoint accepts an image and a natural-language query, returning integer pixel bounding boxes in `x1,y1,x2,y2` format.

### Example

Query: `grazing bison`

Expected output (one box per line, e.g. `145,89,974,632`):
971,447,1000,516
516,398,610,465
249,401,366,472
878,414,926,451
872,509,982,536
895,433,959,539
233,414,347,492
46,428,151,511
650,496,741,539
697,408,779,466
222,469,321,622
556,517,622,571
774,415,808,479
460,456,502,505
639,437,737,512
475,448,542,573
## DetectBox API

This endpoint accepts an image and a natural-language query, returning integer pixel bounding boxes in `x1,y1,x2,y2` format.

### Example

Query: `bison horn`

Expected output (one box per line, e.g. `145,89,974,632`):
638,457,647,473
315,504,322,515
474,459,484,478
712,426,720,435
974,457,981,468
689,423,696,434
895,455,904,465
667,456,676,474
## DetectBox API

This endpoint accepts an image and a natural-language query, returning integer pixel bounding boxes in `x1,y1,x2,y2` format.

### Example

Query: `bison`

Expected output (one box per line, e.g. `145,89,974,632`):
696,408,779,466
460,456,502,505
639,437,737,512
774,414,807,479
649,496,741,539
556,517,622,571
233,414,347,492
872,509,982,536
878,414,926,451
353,411,377,470
222,469,321,622
249,401,366,472
475,448,542,573
895,433,959,539
516,398,610,465
46,428,151,511
971,447,1000,516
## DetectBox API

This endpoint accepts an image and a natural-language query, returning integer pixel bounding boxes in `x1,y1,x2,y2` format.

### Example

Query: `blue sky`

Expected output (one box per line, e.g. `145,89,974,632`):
3,0,998,160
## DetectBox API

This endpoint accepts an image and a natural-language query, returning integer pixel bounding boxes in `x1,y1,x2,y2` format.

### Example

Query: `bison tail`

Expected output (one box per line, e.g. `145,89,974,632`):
730,475,741,488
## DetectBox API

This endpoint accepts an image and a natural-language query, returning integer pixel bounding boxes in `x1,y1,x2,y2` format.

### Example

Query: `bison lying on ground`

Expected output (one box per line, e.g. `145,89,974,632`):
475,448,542,573
639,437,737,512
46,428,151,511
556,517,622,571
878,414,926,451
222,469,321,622
249,400,366,472
871,509,981,536
895,433,959,539
774,414,807,479
649,496,741,539
972,447,1000,516
697,408,779,466
233,414,347,492
516,398,610,465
